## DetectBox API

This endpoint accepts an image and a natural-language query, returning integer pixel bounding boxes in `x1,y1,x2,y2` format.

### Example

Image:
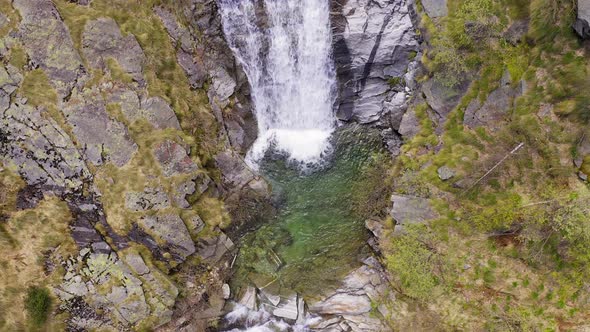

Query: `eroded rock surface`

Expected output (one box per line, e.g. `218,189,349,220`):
331,0,419,123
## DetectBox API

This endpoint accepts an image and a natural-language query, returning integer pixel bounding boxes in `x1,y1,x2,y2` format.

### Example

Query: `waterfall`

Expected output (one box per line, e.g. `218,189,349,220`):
218,0,337,167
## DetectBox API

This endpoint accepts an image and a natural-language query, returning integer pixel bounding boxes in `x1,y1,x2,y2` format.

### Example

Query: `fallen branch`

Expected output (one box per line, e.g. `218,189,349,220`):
462,142,525,195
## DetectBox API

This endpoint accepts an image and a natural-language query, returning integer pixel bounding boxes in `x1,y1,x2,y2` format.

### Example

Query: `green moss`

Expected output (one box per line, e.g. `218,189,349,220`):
9,46,28,70
19,69,58,108
105,58,134,84
24,286,52,328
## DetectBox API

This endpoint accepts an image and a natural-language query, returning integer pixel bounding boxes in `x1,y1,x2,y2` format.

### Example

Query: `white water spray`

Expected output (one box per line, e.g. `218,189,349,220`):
218,0,337,167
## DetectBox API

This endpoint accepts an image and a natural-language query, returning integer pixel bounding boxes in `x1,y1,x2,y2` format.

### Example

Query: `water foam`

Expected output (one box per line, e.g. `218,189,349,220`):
218,0,337,167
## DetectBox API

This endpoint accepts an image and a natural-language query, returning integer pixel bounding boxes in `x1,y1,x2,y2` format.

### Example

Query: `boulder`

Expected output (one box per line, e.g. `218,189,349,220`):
153,140,199,177
437,166,455,181
139,96,181,130
273,295,299,320
398,107,421,139
82,17,146,84
63,88,138,167
422,0,448,18
137,214,196,263
195,232,234,263
423,78,469,121
238,286,257,310
391,194,438,225
503,19,529,45
13,0,86,98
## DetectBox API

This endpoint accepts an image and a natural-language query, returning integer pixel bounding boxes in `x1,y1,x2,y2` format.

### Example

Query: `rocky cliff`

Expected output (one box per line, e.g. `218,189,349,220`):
0,0,267,330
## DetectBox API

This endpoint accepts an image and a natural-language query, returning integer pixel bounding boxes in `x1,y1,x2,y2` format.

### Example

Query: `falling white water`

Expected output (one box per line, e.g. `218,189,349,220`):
218,0,337,167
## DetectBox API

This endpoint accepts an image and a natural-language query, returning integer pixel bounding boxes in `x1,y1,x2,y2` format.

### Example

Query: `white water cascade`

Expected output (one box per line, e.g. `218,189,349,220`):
218,0,337,167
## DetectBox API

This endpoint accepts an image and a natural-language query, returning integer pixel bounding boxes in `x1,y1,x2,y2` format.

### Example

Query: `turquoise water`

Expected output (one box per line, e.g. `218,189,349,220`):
231,126,386,299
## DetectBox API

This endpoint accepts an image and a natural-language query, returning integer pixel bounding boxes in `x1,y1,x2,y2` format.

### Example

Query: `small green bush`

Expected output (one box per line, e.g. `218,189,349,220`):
24,286,52,327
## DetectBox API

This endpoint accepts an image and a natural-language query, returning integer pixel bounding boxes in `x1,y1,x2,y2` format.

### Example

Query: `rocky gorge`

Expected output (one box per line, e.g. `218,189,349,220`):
3,0,590,330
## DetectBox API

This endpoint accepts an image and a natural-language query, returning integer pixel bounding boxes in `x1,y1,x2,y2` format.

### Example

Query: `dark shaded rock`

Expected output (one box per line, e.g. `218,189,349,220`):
63,88,138,167
574,0,590,38
195,231,234,263
82,17,146,84
224,102,258,154
15,185,44,210
13,0,86,98
503,19,529,45
153,140,199,177
137,214,196,263
423,78,470,122
422,0,448,18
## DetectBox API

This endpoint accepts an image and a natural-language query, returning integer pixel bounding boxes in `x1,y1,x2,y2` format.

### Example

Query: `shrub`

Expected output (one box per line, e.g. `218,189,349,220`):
24,286,52,327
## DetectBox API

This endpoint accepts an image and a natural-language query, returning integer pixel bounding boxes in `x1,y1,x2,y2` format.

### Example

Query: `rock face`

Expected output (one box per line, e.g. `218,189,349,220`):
463,72,521,130
331,0,419,123
153,140,199,177
1,99,91,192
137,214,196,263
13,0,86,98
63,88,138,167
574,0,590,38
82,17,146,84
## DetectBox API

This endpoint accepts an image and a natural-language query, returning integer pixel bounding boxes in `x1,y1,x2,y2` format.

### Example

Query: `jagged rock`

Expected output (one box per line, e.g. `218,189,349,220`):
574,0,590,38
1,101,91,191
309,294,372,315
273,295,299,320
437,166,455,180
574,134,590,168
463,74,519,130
209,67,236,107
82,17,146,84
13,0,86,98
154,140,199,177
503,19,529,45
331,0,419,121
173,180,195,209
137,214,196,263
224,102,258,154
215,151,268,196
422,0,448,17
155,6,207,88
139,96,181,130
391,194,438,225
195,231,234,263
0,65,22,111
398,107,420,139
125,187,170,211
186,215,205,234
63,88,137,167
239,286,257,310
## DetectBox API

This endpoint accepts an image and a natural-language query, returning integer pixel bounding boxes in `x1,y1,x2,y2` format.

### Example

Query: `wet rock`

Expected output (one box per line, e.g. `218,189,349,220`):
137,214,196,263
222,284,231,299
239,286,257,310
63,88,137,167
1,102,91,191
437,166,455,181
215,151,267,195
422,0,448,17
224,102,258,154
574,0,590,38
13,0,86,98
273,295,299,320
309,294,371,315
391,194,438,225
125,187,170,211
154,140,199,177
331,0,418,121
82,17,146,84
